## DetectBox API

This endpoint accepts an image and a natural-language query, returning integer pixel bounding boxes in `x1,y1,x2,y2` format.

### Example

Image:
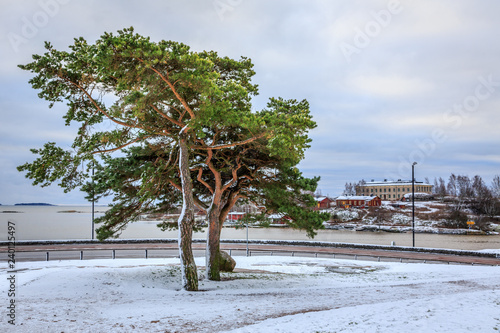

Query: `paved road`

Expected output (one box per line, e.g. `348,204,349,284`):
2,241,499,266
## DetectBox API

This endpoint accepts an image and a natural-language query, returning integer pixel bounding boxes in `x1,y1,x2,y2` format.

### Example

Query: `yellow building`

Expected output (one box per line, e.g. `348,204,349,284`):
356,179,433,201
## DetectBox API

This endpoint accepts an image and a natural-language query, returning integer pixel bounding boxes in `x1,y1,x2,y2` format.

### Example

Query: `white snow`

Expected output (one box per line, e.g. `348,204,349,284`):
479,248,500,255
2,256,499,332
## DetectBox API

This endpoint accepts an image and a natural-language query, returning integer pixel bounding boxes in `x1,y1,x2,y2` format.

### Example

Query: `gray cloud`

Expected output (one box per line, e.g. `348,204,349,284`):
1,0,500,204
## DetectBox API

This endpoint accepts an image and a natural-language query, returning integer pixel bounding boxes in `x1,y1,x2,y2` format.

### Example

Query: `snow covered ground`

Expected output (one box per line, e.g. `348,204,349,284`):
2,256,499,332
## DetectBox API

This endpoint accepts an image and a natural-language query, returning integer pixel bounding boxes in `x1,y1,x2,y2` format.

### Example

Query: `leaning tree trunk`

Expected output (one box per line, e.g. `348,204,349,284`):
206,201,223,281
178,133,198,291
206,192,239,281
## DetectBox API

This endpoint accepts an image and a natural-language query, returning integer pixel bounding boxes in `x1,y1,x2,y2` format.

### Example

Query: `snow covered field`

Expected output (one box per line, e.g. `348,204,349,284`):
2,256,499,332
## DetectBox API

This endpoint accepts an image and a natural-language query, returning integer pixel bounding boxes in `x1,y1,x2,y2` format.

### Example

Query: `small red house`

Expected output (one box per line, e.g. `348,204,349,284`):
268,213,292,225
315,196,334,209
336,196,381,209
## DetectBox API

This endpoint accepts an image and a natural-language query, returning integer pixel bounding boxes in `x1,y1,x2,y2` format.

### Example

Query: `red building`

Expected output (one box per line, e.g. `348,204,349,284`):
336,196,381,208
315,196,334,209
227,212,246,221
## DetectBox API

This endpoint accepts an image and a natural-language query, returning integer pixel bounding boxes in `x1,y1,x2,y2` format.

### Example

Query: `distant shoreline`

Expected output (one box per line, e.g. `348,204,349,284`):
14,203,55,206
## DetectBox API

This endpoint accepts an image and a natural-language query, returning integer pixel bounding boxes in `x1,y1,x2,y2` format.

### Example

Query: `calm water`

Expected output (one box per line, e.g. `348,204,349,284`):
1,205,500,251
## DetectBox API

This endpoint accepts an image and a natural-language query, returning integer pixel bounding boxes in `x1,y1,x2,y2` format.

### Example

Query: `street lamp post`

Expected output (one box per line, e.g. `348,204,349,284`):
91,163,95,240
412,162,417,247
246,221,249,256
245,205,249,256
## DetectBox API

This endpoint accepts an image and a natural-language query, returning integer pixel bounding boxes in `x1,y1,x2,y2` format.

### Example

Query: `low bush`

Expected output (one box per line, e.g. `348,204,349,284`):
441,209,468,229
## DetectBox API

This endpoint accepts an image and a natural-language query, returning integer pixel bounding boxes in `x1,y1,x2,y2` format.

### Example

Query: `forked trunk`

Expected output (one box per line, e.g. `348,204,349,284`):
178,133,198,291
206,202,222,281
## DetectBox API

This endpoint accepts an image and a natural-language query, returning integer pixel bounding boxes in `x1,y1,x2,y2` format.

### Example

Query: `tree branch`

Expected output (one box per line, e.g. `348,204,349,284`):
91,135,155,155
137,60,196,120
192,133,266,150
58,74,142,130
196,167,214,195
222,157,243,192
150,104,184,128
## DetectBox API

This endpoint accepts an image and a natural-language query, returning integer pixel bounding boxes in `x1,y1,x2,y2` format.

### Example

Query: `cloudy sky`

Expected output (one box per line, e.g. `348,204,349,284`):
1,0,499,204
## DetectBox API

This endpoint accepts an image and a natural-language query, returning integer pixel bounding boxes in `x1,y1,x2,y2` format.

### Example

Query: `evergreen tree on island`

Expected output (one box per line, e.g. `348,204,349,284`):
17,28,328,290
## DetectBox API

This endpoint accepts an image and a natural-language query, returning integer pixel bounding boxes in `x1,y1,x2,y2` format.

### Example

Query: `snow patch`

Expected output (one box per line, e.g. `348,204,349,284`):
2,257,499,332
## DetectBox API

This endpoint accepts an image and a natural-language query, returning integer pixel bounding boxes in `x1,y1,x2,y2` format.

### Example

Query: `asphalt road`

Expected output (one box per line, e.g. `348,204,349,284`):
1,242,499,266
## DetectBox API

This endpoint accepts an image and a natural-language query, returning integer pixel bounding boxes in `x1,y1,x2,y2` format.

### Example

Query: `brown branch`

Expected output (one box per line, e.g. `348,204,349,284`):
92,135,155,154
239,174,254,182
197,167,214,195
169,179,182,192
150,104,184,127
222,157,243,192
159,102,183,118
210,129,222,147
205,148,224,200
136,59,196,120
220,192,242,224
191,133,266,151
193,195,208,212
58,74,142,130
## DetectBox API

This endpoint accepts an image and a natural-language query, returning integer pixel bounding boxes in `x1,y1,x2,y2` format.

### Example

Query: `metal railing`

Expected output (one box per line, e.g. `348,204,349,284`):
3,247,496,266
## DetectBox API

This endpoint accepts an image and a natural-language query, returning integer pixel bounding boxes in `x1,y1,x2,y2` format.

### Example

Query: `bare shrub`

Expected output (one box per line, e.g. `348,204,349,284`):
440,209,468,229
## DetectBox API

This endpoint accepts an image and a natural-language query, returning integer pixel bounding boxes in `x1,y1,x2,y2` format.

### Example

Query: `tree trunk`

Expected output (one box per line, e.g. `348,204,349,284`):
178,133,198,291
206,192,240,281
206,201,222,281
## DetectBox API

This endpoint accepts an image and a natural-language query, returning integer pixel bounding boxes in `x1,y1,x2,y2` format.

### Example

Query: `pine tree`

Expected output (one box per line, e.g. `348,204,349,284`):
17,27,327,287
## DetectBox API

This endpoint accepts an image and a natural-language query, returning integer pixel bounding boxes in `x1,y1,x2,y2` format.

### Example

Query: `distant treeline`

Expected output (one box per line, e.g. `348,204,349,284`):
430,174,500,200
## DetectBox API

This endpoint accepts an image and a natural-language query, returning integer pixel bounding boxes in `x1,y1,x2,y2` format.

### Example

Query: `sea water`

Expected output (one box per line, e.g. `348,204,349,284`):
1,205,499,251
